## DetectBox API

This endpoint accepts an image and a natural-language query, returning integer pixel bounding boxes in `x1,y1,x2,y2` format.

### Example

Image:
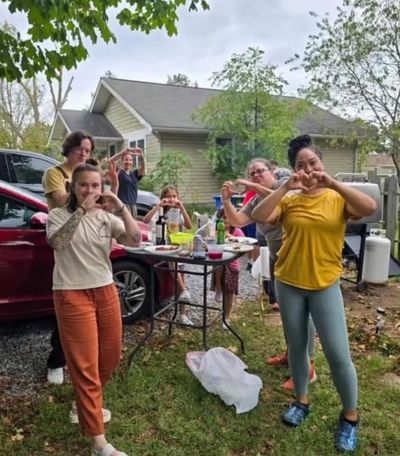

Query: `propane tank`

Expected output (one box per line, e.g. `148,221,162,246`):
361,229,391,284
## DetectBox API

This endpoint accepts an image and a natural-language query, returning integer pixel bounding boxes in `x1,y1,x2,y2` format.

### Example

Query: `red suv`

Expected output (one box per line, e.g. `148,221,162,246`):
0,180,173,323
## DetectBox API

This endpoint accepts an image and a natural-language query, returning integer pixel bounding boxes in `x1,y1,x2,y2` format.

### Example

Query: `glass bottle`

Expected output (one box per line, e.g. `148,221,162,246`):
155,207,166,245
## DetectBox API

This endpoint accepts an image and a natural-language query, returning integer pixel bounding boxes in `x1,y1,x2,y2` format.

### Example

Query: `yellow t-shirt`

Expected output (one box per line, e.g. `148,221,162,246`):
42,163,73,209
274,189,347,290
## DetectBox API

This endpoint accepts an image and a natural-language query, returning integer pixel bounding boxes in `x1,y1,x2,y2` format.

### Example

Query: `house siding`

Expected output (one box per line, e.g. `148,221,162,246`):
104,97,144,136
160,133,220,204
314,139,356,176
145,133,161,169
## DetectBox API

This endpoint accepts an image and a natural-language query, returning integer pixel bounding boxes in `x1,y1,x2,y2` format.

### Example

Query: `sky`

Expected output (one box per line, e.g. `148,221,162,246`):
0,0,343,110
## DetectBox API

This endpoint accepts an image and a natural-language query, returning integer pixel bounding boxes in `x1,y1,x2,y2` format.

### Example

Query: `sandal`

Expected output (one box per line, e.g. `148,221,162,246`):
91,443,128,456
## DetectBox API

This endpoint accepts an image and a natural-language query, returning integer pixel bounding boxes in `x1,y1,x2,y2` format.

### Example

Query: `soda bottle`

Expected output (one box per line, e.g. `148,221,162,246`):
217,218,225,244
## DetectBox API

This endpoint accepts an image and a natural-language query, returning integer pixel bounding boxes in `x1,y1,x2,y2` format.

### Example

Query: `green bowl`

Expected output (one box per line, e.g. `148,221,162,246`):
169,232,194,245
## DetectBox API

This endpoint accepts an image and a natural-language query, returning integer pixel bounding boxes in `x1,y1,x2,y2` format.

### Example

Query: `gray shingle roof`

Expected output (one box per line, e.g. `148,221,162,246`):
99,77,362,136
59,110,123,139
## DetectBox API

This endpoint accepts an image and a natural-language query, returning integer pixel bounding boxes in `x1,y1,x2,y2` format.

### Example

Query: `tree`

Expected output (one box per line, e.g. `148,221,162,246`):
0,23,72,152
167,73,198,87
147,149,191,190
194,47,307,179
0,77,50,150
0,0,209,81
297,0,400,183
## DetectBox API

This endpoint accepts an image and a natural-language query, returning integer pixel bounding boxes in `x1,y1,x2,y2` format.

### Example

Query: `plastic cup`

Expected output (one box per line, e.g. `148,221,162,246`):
167,208,180,234
207,242,224,260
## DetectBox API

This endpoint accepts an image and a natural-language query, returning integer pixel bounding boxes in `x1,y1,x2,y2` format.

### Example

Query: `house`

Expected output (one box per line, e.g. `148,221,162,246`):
363,153,397,176
49,77,363,204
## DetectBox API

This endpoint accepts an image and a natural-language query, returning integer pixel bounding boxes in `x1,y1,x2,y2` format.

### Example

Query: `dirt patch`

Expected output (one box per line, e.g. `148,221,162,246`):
343,280,400,342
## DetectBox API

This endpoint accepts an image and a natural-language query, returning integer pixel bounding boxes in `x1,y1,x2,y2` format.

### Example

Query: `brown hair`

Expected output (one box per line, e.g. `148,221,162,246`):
160,184,179,200
62,131,95,157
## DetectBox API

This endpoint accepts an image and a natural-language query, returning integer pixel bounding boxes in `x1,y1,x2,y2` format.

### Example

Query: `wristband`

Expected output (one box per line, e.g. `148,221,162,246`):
78,205,86,214
221,198,231,203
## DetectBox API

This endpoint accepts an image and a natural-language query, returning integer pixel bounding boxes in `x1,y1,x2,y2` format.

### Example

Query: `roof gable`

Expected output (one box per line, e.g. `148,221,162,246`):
52,109,123,140
89,77,362,137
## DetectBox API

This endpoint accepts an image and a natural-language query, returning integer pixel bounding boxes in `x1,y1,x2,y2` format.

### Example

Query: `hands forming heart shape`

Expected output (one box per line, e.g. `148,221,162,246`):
287,171,334,193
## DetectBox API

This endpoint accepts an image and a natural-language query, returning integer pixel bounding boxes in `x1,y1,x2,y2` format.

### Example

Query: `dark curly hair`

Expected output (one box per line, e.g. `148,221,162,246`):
67,163,103,213
287,134,322,169
62,131,95,157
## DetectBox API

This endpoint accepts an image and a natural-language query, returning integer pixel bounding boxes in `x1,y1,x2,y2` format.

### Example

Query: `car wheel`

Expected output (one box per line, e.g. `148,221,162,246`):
112,260,150,324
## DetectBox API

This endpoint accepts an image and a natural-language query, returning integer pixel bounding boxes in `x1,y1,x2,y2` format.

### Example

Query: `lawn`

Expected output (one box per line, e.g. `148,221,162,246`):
1,297,400,455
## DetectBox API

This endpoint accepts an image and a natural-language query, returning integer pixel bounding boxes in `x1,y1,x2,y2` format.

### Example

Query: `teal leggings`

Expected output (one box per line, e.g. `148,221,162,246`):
275,279,358,411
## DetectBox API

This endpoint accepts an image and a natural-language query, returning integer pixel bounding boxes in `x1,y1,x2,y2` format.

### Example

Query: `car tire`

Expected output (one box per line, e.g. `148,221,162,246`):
112,260,151,324
136,204,151,217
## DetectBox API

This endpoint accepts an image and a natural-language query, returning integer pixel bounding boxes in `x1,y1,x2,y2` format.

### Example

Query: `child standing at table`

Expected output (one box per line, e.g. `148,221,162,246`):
143,184,193,325
212,207,245,328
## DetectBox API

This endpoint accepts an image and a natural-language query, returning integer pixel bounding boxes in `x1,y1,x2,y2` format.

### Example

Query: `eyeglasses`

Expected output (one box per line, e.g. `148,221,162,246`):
248,168,268,178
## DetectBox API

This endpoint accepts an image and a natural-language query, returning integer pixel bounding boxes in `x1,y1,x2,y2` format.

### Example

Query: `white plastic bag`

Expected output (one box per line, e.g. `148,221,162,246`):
185,347,263,414
251,248,270,280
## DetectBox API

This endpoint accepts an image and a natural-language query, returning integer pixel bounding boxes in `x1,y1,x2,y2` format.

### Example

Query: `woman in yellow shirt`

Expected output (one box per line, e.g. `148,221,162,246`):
252,135,376,453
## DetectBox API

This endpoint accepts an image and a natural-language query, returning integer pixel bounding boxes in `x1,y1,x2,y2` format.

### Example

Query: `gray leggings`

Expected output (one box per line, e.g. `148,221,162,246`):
275,279,358,411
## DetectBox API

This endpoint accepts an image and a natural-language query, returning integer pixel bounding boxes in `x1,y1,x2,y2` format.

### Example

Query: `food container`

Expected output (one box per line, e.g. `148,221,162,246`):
169,232,194,245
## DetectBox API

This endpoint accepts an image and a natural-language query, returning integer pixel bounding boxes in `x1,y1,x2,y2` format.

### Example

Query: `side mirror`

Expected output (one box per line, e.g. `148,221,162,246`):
30,212,48,229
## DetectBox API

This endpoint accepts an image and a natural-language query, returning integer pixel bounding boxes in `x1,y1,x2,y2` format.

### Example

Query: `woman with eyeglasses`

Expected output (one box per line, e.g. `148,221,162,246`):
252,135,377,452
221,157,316,390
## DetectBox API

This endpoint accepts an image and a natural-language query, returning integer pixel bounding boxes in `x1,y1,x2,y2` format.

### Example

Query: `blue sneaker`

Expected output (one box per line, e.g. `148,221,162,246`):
282,401,310,427
335,414,359,452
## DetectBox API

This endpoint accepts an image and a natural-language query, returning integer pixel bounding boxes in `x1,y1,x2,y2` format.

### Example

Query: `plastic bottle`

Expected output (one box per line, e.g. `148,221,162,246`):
207,217,216,241
150,216,157,245
217,218,225,244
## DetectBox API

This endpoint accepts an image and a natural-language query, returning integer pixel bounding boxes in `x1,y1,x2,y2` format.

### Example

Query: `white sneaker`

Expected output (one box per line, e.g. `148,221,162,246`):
69,401,111,424
215,290,223,303
178,290,192,303
47,367,64,385
179,314,194,326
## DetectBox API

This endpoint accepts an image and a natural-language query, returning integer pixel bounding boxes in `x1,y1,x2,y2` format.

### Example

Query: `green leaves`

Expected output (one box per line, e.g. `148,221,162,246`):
298,0,400,184
0,0,209,81
147,148,192,190
194,47,307,180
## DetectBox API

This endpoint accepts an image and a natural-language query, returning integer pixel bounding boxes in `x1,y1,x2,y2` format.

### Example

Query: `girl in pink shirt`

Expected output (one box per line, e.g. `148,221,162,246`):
212,208,244,326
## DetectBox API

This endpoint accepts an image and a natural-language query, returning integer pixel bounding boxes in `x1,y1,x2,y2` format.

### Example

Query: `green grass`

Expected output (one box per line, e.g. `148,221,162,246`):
1,300,400,455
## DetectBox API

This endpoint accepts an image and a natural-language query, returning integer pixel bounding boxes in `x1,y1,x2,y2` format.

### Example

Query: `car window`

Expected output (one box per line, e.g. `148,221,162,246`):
0,153,9,181
0,195,37,228
10,154,52,185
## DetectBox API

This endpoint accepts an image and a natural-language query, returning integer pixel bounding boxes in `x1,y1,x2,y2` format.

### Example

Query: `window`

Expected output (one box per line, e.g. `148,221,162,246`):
0,153,9,181
216,137,233,148
10,154,51,185
0,195,36,228
129,139,145,151
109,144,116,157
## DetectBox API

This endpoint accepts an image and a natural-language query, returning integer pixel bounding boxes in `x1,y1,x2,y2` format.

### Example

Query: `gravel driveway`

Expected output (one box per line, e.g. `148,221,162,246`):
0,257,260,397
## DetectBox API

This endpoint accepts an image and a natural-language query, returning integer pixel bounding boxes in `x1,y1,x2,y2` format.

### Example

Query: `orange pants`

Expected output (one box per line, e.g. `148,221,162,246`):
54,284,122,436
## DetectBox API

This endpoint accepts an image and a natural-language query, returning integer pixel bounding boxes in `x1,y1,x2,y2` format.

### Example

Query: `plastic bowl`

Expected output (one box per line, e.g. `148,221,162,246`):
169,232,194,245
